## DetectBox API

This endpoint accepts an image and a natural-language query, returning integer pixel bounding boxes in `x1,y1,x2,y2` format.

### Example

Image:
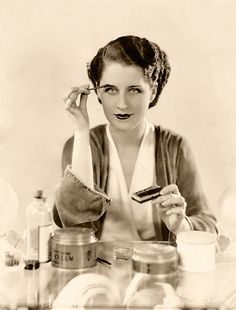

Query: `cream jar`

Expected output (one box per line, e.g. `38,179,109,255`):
131,243,179,286
123,244,181,308
176,231,217,272
51,227,97,270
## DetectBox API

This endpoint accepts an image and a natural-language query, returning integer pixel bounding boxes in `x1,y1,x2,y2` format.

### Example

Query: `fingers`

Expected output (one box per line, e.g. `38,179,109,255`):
153,184,187,221
153,184,188,233
160,184,180,196
156,183,186,207
64,97,79,115
165,206,186,217
154,191,186,207
63,85,90,105
63,85,91,116
160,194,186,208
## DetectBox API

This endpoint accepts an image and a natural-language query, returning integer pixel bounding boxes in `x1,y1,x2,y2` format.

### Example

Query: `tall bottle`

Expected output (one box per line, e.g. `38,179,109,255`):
25,190,52,264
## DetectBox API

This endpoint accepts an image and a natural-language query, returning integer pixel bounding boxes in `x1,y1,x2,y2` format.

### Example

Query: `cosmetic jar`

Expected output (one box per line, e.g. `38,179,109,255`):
131,243,179,286
51,227,97,270
176,231,217,272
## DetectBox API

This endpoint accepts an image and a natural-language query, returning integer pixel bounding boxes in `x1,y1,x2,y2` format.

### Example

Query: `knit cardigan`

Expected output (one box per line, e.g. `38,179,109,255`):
53,124,217,240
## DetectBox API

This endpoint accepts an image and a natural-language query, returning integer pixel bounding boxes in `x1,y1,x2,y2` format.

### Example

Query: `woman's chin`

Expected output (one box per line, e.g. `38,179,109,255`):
109,118,136,132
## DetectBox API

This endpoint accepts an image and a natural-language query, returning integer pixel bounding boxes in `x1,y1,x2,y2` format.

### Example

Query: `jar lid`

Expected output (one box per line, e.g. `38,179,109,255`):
132,244,177,263
176,231,217,245
53,227,97,245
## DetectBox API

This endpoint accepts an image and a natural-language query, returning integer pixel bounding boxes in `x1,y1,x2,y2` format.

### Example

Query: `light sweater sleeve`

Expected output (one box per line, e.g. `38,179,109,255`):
53,129,111,227
71,130,94,189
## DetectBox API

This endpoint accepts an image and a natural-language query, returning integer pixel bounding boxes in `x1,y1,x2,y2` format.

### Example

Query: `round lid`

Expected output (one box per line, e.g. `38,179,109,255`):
132,244,177,263
53,227,97,244
176,231,217,245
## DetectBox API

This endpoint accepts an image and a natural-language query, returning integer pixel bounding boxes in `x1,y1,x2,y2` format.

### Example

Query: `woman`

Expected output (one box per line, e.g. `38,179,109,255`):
53,35,217,241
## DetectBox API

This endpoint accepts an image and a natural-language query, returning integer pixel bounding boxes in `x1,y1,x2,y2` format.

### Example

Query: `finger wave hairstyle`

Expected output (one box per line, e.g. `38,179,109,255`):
87,35,171,108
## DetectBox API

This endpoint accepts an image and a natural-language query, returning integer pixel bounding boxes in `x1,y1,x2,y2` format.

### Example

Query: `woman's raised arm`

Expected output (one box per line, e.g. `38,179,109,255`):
63,85,93,188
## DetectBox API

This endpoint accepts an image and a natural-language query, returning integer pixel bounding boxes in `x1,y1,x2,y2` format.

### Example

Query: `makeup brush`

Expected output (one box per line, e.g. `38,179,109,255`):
88,85,106,91
64,85,106,101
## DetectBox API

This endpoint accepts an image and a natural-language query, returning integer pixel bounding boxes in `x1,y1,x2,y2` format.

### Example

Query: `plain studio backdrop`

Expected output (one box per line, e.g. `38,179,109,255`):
0,0,236,232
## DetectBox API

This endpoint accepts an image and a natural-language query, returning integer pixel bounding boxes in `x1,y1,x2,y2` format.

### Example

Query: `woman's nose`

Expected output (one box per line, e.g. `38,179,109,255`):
116,95,127,110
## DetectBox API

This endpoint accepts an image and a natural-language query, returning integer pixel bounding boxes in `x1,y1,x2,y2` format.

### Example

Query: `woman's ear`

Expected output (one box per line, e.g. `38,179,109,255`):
150,84,158,102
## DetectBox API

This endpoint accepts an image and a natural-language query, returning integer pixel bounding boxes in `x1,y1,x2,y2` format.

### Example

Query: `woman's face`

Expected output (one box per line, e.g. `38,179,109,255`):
97,61,156,134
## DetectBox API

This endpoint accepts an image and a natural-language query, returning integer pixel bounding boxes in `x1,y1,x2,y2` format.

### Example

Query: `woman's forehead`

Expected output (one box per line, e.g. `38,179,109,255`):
100,61,148,85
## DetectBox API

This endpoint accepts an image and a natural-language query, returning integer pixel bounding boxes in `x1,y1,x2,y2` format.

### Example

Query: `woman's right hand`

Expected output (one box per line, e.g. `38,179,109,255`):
63,84,91,131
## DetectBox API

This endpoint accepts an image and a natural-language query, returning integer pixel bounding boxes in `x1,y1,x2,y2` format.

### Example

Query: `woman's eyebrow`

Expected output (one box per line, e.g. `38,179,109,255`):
102,84,142,88
88,84,115,91
101,84,115,88
99,84,143,89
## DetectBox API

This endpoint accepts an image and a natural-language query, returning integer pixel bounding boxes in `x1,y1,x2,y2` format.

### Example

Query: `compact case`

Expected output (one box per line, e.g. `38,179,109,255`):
131,185,162,203
51,227,97,270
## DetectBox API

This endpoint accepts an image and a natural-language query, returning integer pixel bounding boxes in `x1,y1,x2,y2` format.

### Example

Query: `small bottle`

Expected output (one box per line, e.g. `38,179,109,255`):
112,246,133,301
25,190,52,265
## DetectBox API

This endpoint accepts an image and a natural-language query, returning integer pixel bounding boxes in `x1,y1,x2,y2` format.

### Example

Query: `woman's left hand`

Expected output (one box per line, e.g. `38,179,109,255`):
153,184,190,235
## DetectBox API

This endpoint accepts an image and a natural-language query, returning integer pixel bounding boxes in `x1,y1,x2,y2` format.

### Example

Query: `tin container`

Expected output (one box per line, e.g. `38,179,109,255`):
51,227,97,270
132,243,179,287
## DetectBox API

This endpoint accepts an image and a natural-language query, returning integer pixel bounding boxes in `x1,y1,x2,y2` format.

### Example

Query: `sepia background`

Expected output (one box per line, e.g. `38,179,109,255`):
0,0,236,233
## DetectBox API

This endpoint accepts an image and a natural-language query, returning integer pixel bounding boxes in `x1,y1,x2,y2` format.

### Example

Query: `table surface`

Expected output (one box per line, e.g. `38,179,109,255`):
1,239,236,309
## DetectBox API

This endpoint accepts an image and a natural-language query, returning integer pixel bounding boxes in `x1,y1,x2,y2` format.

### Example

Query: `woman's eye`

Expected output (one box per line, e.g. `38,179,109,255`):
129,88,141,94
104,87,117,94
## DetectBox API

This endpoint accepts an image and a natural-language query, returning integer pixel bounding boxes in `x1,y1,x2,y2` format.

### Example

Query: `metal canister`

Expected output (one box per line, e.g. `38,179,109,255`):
51,227,97,270
132,243,179,287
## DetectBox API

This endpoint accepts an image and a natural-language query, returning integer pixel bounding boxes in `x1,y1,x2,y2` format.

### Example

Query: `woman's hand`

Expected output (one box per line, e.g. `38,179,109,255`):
63,85,91,131
153,184,191,235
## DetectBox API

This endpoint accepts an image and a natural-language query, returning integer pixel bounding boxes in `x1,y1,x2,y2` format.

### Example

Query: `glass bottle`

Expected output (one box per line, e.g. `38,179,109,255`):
25,190,52,264
112,246,133,301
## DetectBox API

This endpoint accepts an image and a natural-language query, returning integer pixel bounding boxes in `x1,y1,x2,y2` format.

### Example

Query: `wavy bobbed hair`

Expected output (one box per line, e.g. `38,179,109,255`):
87,35,171,108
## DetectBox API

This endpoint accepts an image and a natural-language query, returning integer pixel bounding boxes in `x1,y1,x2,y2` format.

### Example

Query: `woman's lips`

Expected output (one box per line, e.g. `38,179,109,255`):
114,113,133,120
